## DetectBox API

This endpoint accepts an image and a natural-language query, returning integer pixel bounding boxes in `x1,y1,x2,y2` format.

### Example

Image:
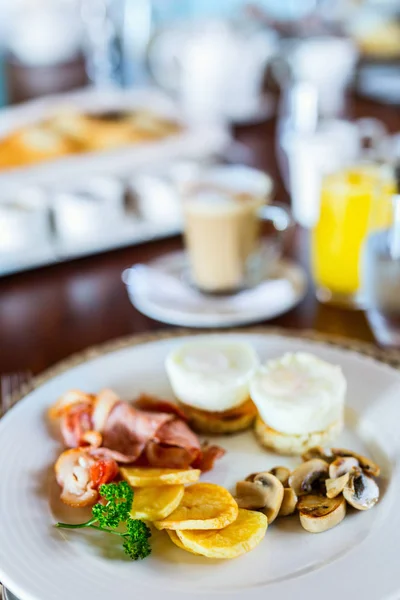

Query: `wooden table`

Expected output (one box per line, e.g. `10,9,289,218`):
0,96,399,375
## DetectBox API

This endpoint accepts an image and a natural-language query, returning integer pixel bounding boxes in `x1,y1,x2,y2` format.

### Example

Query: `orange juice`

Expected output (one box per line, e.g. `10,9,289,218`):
311,164,394,305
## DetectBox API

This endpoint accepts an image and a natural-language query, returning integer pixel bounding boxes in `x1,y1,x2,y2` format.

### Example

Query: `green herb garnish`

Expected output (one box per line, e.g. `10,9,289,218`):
55,481,151,560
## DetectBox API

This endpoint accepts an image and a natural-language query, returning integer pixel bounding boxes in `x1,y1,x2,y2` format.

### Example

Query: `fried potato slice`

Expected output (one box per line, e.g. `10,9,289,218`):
154,483,238,530
120,467,200,487
176,509,268,558
130,485,184,521
167,530,200,554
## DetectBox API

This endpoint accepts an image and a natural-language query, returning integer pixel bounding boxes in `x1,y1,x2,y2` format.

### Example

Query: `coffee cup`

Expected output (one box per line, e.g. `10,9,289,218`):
181,165,293,293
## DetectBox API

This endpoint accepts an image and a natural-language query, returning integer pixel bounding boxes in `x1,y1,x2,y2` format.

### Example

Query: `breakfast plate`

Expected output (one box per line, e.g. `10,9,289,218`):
0,331,399,600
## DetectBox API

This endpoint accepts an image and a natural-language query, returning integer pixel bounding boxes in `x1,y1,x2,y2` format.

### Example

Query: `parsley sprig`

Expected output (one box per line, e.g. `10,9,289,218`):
56,481,151,560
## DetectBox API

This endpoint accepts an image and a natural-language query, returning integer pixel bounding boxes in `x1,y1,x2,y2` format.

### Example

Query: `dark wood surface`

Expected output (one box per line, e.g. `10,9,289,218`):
1,96,399,375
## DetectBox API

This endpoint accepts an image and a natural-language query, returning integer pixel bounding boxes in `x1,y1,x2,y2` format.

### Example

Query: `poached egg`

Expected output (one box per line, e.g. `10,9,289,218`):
250,352,346,435
166,340,259,412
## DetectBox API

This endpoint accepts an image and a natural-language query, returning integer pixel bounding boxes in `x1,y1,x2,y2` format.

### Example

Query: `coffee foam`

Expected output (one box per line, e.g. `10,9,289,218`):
184,187,247,215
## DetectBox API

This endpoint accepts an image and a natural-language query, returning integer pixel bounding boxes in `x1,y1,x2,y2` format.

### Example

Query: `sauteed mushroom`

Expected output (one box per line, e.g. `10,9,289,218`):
288,459,329,496
253,473,284,524
269,466,291,487
297,494,346,533
325,472,350,498
236,473,284,523
278,488,298,517
329,457,359,479
236,480,270,510
343,470,379,510
331,449,380,477
301,447,334,463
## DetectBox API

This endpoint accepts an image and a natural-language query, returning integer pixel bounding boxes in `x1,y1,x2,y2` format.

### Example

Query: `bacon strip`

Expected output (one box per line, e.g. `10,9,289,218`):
193,444,226,472
145,419,202,468
55,448,118,507
101,401,173,462
134,394,188,421
51,389,225,484
59,403,93,448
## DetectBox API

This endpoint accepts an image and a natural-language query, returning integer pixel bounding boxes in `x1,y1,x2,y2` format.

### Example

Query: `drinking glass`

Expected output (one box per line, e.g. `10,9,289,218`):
311,162,395,308
364,183,400,346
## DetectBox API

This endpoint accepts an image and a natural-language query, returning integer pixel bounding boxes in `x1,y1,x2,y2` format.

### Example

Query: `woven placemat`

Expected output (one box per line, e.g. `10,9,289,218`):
32,326,400,392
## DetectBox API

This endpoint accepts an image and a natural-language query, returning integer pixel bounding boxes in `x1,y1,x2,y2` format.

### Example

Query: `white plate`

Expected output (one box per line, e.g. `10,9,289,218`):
0,332,399,600
123,252,307,328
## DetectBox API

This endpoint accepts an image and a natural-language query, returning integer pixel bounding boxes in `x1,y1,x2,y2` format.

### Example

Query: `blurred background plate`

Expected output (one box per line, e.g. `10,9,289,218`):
123,252,307,328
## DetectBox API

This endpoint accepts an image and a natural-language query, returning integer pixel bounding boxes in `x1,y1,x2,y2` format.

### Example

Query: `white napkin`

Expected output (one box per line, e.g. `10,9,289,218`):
124,264,296,316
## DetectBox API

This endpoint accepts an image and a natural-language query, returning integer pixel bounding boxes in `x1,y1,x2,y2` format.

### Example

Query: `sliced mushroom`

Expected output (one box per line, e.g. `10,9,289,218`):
331,448,380,477
252,472,284,524
269,466,291,487
297,494,346,533
278,488,298,517
325,472,350,498
329,456,359,479
343,470,379,510
235,480,270,510
301,447,334,463
288,459,329,496
245,472,259,482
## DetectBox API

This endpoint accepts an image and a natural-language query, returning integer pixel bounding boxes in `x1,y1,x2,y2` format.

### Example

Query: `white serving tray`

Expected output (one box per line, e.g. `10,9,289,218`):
0,87,230,276
0,86,230,194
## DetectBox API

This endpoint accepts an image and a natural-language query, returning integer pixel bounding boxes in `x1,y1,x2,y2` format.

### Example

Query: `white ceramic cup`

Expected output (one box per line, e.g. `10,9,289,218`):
0,187,50,253
53,175,125,241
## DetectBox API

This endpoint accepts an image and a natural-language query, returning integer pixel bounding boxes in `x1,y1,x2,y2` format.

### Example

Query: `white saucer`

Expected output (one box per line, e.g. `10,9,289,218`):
122,251,307,328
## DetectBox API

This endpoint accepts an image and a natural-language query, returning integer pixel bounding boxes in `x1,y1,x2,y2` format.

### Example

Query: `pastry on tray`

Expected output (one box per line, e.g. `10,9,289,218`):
0,124,76,169
0,106,183,170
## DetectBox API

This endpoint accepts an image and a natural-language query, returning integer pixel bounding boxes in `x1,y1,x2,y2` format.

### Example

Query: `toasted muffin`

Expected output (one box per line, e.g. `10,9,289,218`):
250,352,346,456
166,340,259,435
179,397,257,435
254,415,343,455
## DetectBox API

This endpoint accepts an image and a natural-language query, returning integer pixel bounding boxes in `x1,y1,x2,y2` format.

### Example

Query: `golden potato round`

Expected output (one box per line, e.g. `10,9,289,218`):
130,485,184,521
176,509,268,559
120,467,200,487
154,483,238,530
167,530,200,554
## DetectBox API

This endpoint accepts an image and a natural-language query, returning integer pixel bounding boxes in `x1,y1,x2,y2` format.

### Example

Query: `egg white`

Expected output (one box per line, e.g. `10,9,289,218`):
250,352,346,435
165,341,259,412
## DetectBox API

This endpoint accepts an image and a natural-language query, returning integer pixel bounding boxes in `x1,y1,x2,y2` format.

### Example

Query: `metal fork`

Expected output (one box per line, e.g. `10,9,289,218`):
0,371,34,418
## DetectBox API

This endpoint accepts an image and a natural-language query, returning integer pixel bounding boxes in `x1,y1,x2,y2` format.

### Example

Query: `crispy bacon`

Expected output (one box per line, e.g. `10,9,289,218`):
193,443,226,472
145,442,198,469
145,419,202,468
101,401,173,462
134,394,188,421
89,457,119,490
48,390,94,420
59,403,93,448
51,389,225,493
55,448,118,507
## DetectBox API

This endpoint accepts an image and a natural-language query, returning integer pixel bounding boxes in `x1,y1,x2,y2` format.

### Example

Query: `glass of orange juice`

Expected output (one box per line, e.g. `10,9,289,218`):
311,163,394,308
